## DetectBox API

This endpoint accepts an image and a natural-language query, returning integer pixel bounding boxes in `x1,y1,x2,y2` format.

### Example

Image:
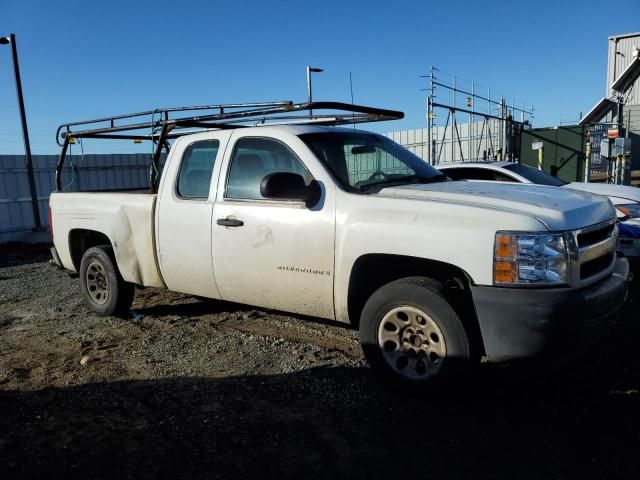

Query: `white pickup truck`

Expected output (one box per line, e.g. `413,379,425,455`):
49,101,629,387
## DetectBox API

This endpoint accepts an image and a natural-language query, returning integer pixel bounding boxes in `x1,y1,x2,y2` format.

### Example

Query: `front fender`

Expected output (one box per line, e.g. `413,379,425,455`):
333,194,546,322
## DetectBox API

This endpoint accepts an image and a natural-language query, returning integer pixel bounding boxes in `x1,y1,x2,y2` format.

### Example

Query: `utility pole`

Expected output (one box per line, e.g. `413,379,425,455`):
538,146,544,171
306,66,324,117
584,131,591,183
1,33,41,228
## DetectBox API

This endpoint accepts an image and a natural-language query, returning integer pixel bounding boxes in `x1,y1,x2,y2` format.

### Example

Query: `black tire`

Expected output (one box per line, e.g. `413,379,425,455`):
359,276,475,389
79,245,134,317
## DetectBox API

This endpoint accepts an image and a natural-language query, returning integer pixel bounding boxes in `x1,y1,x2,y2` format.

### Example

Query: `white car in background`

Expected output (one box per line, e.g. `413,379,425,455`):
438,161,640,258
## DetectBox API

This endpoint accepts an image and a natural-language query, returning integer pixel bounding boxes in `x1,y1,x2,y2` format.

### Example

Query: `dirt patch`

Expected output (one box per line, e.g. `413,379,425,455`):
0,243,639,479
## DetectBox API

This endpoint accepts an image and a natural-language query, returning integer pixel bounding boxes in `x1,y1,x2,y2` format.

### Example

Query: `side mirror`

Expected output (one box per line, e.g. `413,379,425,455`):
260,172,321,207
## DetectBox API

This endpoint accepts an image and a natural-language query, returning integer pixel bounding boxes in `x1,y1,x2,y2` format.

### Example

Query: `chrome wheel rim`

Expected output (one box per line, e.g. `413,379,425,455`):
85,260,109,305
377,306,447,380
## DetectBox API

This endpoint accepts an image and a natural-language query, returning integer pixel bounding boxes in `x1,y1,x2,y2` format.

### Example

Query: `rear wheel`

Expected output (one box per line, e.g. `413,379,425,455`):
359,277,475,388
79,246,134,317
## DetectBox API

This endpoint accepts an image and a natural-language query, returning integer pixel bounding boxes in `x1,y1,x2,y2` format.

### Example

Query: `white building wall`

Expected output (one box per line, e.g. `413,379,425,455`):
607,32,640,105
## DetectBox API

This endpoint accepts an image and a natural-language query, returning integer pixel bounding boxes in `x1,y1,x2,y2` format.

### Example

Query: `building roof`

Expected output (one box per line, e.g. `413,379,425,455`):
579,97,615,126
609,32,640,41
611,57,640,93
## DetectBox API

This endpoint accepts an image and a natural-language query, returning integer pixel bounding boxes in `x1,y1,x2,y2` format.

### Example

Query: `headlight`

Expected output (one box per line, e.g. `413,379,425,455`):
616,203,640,219
494,232,568,286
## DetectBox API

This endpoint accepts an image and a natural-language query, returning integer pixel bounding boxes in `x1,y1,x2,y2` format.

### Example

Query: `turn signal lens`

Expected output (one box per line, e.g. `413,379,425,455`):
616,203,640,219
617,206,631,217
495,234,516,259
494,261,517,283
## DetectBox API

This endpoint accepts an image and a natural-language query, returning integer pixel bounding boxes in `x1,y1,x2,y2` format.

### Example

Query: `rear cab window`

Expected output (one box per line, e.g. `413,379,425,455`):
176,140,220,199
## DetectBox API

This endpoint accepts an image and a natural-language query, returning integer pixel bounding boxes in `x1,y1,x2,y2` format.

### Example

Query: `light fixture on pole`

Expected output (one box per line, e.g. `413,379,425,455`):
1,33,41,228
306,66,324,116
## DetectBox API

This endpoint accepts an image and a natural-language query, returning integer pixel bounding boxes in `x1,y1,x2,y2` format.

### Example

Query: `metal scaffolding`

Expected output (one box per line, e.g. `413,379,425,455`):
424,66,534,165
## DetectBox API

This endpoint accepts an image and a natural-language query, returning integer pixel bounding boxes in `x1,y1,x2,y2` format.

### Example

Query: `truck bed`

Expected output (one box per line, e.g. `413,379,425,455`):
49,192,164,288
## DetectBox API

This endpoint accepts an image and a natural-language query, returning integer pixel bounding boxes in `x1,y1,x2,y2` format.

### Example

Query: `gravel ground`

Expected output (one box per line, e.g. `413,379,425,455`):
0,243,639,479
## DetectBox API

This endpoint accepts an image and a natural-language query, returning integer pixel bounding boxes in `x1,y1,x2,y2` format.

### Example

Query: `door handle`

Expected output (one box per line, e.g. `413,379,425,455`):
217,217,244,227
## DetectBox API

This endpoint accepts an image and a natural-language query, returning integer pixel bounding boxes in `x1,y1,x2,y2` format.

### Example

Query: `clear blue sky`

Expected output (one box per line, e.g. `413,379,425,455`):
1,0,639,154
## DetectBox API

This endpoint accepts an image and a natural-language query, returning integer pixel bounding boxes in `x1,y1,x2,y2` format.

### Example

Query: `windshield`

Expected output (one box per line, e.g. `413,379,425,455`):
299,132,446,192
503,163,566,186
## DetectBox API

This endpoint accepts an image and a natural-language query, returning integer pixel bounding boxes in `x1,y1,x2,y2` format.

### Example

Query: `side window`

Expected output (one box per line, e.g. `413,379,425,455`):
440,168,466,180
493,172,516,182
467,169,494,181
176,140,220,199
441,167,512,182
226,137,309,200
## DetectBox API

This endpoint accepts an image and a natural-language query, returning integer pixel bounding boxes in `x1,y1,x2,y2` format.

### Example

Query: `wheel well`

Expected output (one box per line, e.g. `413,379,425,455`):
68,229,112,271
347,254,484,354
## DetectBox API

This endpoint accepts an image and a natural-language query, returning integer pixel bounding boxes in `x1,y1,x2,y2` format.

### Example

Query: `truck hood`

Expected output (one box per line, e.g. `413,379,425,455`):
375,180,615,231
563,182,640,204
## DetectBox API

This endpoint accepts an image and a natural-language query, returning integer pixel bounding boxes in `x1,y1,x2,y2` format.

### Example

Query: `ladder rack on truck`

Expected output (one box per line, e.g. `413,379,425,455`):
54,100,404,193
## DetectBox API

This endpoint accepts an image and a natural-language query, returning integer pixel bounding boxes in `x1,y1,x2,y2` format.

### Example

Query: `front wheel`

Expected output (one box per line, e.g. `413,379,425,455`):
359,277,475,388
79,245,134,317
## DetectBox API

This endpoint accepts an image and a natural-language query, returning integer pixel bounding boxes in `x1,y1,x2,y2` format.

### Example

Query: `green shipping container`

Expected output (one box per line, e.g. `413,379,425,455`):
520,126,585,183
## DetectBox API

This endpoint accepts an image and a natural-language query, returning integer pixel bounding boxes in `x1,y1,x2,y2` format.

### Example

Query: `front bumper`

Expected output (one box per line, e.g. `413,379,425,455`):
470,257,629,362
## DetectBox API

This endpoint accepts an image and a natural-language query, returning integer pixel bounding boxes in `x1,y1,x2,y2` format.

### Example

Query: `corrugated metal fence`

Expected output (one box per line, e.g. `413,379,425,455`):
0,154,153,243
387,120,503,164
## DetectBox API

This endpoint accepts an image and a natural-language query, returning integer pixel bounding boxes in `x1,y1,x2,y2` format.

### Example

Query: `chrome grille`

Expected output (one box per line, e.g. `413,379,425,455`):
567,219,617,287
580,252,614,279
577,224,615,248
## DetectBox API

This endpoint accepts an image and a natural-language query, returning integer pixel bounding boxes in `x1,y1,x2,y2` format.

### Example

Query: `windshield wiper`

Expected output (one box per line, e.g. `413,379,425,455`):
357,174,447,193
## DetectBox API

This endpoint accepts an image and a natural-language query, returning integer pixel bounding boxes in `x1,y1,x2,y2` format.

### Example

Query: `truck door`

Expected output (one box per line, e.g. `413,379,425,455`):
155,132,232,297
212,132,336,320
